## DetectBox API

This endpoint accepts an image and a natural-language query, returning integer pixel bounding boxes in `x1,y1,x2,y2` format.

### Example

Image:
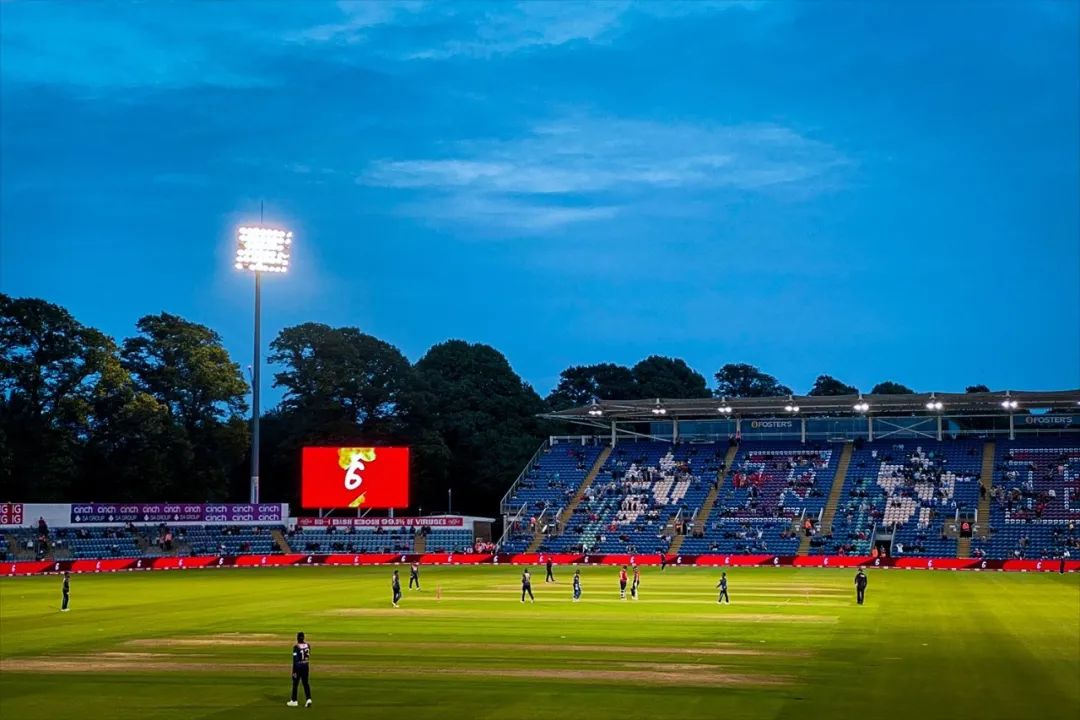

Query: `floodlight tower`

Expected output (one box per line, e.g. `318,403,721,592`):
235,224,292,503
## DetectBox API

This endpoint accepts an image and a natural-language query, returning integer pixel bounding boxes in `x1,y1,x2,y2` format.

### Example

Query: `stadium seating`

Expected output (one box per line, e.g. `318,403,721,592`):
973,440,1080,560
817,440,983,556
291,527,415,554
681,442,839,556
500,442,606,552
425,529,476,552
540,440,725,554
179,525,279,556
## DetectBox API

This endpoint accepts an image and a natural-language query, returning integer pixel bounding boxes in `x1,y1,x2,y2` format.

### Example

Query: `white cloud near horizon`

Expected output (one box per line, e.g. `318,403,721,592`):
362,116,847,232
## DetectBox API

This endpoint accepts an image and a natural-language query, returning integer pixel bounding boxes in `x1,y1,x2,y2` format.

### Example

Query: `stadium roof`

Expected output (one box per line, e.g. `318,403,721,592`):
541,389,1080,423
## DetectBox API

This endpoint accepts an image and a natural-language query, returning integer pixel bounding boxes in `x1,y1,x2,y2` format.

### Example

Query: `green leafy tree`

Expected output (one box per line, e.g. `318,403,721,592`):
269,323,413,437
0,294,127,500
966,384,991,393
808,374,859,396
713,363,792,398
411,340,547,514
871,381,916,395
120,313,249,500
632,356,711,399
546,363,638,409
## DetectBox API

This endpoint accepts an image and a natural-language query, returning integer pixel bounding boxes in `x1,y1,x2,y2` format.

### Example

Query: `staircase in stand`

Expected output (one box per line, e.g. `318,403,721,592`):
272,528,292,554
669,443,740,556
527,445,612,553
798,441,854,556
959,440,996,558
976,441,996,539
413,533,427,553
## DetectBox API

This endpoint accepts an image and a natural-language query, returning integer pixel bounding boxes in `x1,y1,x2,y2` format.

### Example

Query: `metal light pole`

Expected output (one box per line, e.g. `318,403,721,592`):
235,223,292,504
251,270,262,504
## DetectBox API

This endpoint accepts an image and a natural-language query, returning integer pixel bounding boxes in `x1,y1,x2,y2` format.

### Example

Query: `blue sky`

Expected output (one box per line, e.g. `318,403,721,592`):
1,0,1077,400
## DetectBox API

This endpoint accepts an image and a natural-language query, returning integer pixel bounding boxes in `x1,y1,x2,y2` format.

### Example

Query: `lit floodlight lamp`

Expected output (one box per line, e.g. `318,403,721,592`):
854,401,870,413
784,405,800,413
236,226,292,274
651,399,667,416
587,403,604,417
718,405,733,414
1001,400,1019,410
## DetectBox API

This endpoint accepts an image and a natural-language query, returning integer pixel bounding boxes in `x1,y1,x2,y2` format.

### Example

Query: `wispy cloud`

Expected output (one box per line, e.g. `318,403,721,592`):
362,116,846,231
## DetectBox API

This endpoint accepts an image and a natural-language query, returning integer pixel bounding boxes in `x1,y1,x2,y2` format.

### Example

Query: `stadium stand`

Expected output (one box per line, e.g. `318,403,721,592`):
500,442,606,553
290,527,415,554
681,442,839,556
815,440,983,556
974,440,1080,560
538,440,724,554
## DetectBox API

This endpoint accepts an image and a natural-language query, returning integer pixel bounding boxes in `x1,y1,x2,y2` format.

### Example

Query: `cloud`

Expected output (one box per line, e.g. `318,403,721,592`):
0,1,774,90
362,116,846,231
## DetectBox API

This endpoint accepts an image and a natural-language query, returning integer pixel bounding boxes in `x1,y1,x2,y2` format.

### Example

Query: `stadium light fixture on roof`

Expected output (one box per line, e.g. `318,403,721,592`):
925,394,944,412
853,397,870,413
651,399,667,416
1001,392,1019,411
587,403,604,417
235,226,292,273
784,404,800,413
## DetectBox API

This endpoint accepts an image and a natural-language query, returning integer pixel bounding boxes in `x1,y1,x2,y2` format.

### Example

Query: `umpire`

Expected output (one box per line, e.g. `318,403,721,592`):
854,568,868,605
61,571,71,612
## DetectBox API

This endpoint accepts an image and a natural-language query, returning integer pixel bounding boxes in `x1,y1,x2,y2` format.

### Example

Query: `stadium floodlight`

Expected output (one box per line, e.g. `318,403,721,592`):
1001,400,1019,410
651,399,667,416
235,222,293,504
854,401,870,413
926,399,944,411
587,403,604,417
784,404,800,413
235,226,292,273
717,405,733,414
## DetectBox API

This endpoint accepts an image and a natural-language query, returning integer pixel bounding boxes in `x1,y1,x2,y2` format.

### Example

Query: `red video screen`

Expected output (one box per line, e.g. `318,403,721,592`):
301,447,410,509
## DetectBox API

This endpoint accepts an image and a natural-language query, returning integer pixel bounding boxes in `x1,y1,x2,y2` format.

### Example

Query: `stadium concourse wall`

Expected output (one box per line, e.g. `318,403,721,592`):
5,552,1077,577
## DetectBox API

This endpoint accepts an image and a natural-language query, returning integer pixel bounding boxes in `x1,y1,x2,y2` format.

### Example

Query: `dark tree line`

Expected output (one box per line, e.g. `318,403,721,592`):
1,294,986,513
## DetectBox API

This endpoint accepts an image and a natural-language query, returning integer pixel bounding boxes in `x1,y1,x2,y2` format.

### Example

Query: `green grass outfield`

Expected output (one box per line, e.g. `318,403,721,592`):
1,565,1077,719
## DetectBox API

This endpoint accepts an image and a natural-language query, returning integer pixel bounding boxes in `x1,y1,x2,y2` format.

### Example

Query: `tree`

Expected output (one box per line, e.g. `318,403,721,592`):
412,340,547,514
713,363,792,398
0,294,128,500
121,313,248,429
546,363,638,409
632,356,711,399
808,374,859,396
120,313,249,500
270,323,413,437
966,384,990,393
871,381,915,395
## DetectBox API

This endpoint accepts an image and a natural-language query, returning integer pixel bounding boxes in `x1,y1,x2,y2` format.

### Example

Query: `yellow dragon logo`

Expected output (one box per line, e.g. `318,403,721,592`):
338,448,377,507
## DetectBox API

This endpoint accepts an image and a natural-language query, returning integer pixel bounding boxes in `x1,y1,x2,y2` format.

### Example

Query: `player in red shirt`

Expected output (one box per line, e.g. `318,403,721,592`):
619,566,628,599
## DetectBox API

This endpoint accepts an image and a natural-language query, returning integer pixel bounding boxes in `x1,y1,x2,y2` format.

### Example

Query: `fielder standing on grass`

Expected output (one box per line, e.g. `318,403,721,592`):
60,571,70,612
287,631,312,707
392,569,403,608
855,568,868,605
409,561,421,589
619,566,628,599
572,569,582,602
545,556,555,583
717,572,730,604
521,567,535,603
630,565,641,600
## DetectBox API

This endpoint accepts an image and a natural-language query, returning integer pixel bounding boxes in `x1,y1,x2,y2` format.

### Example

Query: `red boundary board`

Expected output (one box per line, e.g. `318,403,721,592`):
4,554,1077,576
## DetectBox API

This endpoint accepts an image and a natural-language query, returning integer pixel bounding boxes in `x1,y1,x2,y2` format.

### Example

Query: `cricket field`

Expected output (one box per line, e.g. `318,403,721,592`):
1,565,1077,719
